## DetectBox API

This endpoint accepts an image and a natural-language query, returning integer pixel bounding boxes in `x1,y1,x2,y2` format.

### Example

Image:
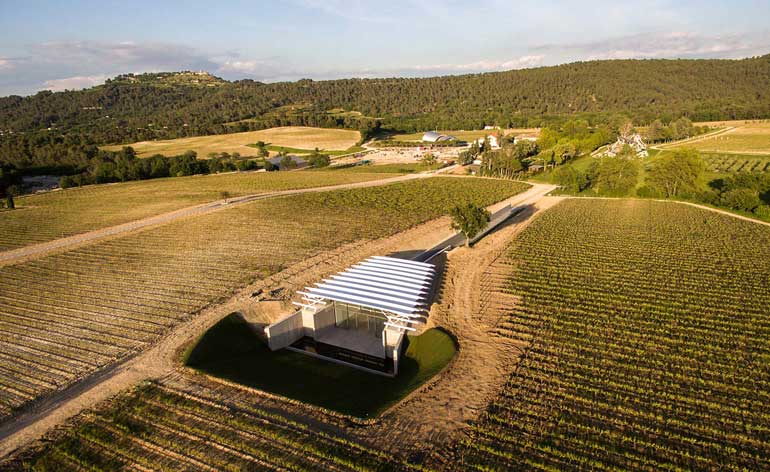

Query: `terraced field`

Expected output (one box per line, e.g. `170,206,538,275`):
457,199,770,470
0,171,392,251
0,177,528,421
13,375,417,471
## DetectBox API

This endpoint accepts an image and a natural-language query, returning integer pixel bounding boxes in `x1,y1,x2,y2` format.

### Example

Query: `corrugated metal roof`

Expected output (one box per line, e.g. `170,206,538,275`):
299,256,436,327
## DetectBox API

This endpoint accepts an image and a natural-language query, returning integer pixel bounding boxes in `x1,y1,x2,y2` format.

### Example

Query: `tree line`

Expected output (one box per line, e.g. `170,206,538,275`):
1,55,769,172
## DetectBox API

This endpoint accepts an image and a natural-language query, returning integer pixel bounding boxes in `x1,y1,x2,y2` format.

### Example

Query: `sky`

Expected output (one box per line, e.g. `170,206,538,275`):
1,0,769,96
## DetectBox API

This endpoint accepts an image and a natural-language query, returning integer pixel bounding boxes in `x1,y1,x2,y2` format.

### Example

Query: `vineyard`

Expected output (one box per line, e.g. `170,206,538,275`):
0,177,528,421
457,199,770,470
15,374,417,471
0,171,392,251
701,152,770,173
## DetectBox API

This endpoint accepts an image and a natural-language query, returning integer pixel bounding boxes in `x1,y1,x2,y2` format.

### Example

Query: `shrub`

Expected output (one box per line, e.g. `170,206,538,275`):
754,205,770,220
721,189,761,212
636,185,662,199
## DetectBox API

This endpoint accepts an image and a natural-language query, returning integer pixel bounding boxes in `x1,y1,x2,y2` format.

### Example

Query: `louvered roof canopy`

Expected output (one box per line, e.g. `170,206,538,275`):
298,256,436,321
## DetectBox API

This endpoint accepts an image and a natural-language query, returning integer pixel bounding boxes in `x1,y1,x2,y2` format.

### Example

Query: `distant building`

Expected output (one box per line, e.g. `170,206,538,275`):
422,131,455,143
603,133,648,158
476,135,501,150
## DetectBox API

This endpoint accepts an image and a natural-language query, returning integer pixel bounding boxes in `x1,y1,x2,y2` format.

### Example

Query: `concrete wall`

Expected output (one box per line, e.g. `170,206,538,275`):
313,305,336,338
265,311,304,350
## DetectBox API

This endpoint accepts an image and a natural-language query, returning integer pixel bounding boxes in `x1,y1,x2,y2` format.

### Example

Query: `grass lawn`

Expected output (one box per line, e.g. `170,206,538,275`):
185,313,457,418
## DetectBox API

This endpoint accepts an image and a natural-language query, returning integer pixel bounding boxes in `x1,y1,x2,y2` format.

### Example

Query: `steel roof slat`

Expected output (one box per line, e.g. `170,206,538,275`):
360,260,434,277
349,265,432,284
370,256,435,270
344,267,432,287
327,274,427,295
309,285,425,309
300,289,419,317
338,269,429,289
320,280,426,303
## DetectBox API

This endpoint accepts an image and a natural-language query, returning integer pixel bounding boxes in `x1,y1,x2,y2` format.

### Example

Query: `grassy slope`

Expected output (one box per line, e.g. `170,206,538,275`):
0,171,393,251
185,313,456,417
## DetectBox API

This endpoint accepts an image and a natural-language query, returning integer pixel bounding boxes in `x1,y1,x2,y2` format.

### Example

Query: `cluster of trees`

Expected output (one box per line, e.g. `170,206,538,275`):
644,117,709,143
59,147,259,189
306,149,331,168
475,119,616,178
477,141,539,176
704,173,770,217
2,55,770,172
535,119,616,166
553,148,770,220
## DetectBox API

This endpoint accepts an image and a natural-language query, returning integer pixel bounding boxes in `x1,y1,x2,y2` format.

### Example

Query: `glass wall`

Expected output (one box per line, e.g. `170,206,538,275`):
333,302,387,338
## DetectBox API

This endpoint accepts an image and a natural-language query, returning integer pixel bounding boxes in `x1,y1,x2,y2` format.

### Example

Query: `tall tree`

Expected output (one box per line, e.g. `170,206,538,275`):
648,149,705,198
450,201,491,247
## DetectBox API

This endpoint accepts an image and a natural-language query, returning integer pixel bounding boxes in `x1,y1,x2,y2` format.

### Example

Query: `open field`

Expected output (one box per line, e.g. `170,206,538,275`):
664,121,770,155
0,171,393,251
390,128,540,142
12,375,418,471
0,177,528,422
102,126,361,158
457,199,770,470
186,314,456,417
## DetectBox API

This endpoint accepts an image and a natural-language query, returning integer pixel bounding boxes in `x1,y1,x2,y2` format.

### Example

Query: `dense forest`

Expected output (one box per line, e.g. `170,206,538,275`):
1,55,769,172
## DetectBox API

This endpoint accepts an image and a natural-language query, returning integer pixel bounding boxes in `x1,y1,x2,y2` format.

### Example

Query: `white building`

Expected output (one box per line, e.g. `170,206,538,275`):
476,135,501,150
422,131,456,143
264,256,437,376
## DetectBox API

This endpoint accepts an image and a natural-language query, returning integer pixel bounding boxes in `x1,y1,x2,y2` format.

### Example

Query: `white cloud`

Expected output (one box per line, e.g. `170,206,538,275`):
535,31,770,61
0,58,13,71
31,40,219,71
43,75,108,92
409,55,545,73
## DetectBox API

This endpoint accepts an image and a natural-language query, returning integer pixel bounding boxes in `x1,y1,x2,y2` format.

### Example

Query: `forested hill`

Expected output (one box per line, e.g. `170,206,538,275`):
1,55,769,167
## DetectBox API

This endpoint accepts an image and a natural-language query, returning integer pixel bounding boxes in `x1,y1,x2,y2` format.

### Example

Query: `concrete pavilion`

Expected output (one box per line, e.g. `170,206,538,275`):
264,256,437,376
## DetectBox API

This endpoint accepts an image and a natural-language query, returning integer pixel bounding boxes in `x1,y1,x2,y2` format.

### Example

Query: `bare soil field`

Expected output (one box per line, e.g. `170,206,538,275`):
102,126,361,158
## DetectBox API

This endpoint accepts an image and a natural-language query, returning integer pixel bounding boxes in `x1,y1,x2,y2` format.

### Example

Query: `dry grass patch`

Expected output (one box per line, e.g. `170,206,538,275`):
103,126,361,158
669,121,770,155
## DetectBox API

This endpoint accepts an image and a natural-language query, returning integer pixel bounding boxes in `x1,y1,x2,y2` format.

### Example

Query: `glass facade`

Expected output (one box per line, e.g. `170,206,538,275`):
334,301,386,338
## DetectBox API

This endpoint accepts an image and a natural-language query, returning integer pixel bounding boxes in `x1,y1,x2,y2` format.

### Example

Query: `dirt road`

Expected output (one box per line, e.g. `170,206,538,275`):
0,172,433,267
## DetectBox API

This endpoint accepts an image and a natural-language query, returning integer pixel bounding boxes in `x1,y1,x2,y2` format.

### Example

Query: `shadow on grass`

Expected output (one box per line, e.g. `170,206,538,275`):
185,313,456,418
